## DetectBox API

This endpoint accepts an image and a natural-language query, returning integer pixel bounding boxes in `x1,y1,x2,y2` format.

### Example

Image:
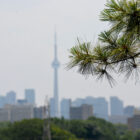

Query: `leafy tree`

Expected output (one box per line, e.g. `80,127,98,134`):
51,117,118,140
0,119,79,140
135,130,140,140
51,124,78,140
120,131,134,140
115,124,128,136
68,0,140,86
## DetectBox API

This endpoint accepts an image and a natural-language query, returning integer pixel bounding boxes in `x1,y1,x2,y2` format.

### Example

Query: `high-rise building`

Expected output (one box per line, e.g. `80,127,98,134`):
72,96,109,120
70,104,93,120
110,96,123,116
0,96,6,108
51,32,60,118
6,91,16,105
92,97,108,120
124,106,135,117
61,98,71,119
25,89,35,105
50,98,55,118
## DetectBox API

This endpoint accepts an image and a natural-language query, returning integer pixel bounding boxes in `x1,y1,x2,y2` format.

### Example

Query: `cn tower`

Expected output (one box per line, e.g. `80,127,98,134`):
52,31,60,117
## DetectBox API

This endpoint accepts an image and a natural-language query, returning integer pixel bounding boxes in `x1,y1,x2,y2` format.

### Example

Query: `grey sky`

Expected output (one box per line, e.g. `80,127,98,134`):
0,0,139,107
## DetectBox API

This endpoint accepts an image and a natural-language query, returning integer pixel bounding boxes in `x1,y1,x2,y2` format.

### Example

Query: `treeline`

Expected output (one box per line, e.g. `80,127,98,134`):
0,117,139,140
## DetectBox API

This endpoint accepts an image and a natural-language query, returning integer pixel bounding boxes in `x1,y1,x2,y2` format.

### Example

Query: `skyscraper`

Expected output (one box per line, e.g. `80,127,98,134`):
110,96,123,116
6,91,16,105
93,97,108,120
124,106,135,117
61,98,71,119
25,89,35,105
50,98,55,117
51,32,60,118
0,96,6,108
72,96,109,120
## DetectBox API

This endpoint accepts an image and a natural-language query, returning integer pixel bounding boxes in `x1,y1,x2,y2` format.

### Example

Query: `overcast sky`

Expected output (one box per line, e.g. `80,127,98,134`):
0,0,140,107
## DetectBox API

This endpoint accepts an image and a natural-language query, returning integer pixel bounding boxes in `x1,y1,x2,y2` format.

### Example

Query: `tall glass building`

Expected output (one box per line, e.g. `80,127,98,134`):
25,89,35,105
6,91,16,105
110,96,124,116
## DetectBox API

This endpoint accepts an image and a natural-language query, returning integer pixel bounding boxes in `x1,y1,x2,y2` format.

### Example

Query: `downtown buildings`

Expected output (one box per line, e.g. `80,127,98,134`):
0,89,35,108
70,96,108,120
59,96,136,126
0,89,46,122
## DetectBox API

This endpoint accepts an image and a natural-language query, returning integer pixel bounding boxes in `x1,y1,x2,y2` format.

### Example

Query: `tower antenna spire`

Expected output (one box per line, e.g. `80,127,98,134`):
51,29,60,118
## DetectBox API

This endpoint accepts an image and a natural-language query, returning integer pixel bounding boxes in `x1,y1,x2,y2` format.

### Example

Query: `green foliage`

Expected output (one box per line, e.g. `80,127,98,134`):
68,0,140,86
1,119,43,140
0,119,79,140
51,124,78,140
134,130,140,140
51,117,118,140
115,124,128,136
120,131,134,140
100,0,140,35
1,118,140,140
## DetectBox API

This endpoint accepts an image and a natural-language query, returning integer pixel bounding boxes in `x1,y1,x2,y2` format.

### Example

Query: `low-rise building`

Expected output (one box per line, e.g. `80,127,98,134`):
0,104,34,122
5,104,34,122
34,106,45,119
0,109,10,122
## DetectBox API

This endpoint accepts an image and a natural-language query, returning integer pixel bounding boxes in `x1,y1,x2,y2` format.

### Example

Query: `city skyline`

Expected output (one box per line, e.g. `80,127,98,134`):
0,0,140,107
0,89,140,108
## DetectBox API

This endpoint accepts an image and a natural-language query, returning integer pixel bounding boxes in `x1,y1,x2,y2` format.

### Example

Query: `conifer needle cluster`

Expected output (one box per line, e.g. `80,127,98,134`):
68,0,140,86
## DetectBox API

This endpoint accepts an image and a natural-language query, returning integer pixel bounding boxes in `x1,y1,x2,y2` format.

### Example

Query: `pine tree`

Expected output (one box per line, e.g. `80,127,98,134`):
68,0,140,86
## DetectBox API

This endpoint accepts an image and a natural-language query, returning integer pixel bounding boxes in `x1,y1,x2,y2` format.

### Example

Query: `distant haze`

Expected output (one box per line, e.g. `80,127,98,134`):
0,0,140,107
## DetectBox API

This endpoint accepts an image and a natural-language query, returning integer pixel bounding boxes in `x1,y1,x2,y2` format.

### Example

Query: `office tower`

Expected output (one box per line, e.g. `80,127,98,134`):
25,89,35,105
124,106,135,117
72,96,109,120
50,98,55,118
51,32,60,117
61,98,71,119
0,96,6,108
70,104,93,120
110,96,124,116
6,91,16,105
93,97,108,120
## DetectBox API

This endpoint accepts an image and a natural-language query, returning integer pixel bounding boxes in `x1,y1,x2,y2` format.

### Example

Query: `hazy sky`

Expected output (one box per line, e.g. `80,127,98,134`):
0,0,140,107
